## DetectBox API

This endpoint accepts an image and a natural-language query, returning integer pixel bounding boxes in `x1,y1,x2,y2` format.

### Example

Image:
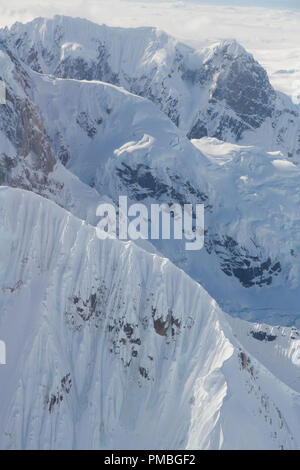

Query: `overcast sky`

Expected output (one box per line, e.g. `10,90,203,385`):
172,0,300,8
130,0,300,8
0,0,299,96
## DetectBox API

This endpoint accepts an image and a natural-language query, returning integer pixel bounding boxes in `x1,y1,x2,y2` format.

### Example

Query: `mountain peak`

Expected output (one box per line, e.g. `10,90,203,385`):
204,38,254,66
216,38,249,57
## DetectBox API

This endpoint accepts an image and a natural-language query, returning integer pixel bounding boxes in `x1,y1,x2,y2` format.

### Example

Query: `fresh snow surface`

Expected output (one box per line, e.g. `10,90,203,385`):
0,187,300,450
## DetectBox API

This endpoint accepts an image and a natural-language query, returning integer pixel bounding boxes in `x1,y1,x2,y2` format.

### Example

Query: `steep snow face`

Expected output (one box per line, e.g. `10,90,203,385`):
227,315,300,395
29,72,300,325
0,187,300,450
2,16,299,161
29,72,209,198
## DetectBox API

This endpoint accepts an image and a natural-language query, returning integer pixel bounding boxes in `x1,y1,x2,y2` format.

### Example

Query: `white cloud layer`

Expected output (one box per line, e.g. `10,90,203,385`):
0,0,299,97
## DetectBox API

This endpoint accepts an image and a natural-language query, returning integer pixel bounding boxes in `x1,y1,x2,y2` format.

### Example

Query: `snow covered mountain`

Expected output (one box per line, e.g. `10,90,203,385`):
0,186,299,450
1,15,300,323
1,15,300,450
1,15,299,161
22,69,299,325
1,28,300,323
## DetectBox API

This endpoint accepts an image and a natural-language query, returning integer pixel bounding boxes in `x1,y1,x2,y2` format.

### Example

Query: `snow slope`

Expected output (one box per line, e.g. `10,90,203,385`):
0,186,299,450
2,15,299,161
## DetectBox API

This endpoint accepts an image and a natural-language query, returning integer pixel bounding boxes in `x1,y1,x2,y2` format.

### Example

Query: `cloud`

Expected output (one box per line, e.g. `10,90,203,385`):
0,0,299,97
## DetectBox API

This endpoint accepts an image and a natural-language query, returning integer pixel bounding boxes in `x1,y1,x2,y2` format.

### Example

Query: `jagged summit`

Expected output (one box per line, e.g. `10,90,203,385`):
207,38,249,58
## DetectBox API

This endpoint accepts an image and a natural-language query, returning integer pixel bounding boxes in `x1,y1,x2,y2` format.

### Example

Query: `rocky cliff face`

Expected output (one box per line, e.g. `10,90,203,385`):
0,43,59,196
187,40,277,140
0,42,102,220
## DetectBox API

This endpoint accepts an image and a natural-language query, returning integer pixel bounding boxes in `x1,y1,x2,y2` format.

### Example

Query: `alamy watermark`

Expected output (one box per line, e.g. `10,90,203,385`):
96,196,204,251
0,80,6,105
0,340,6,365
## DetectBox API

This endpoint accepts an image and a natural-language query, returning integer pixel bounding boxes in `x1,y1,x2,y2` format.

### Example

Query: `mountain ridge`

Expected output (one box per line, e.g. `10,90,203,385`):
0,186,299,449
1,15,299,161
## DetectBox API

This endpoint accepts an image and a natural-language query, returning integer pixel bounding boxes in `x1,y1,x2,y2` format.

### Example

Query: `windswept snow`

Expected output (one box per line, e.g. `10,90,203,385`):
0,187,299,450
